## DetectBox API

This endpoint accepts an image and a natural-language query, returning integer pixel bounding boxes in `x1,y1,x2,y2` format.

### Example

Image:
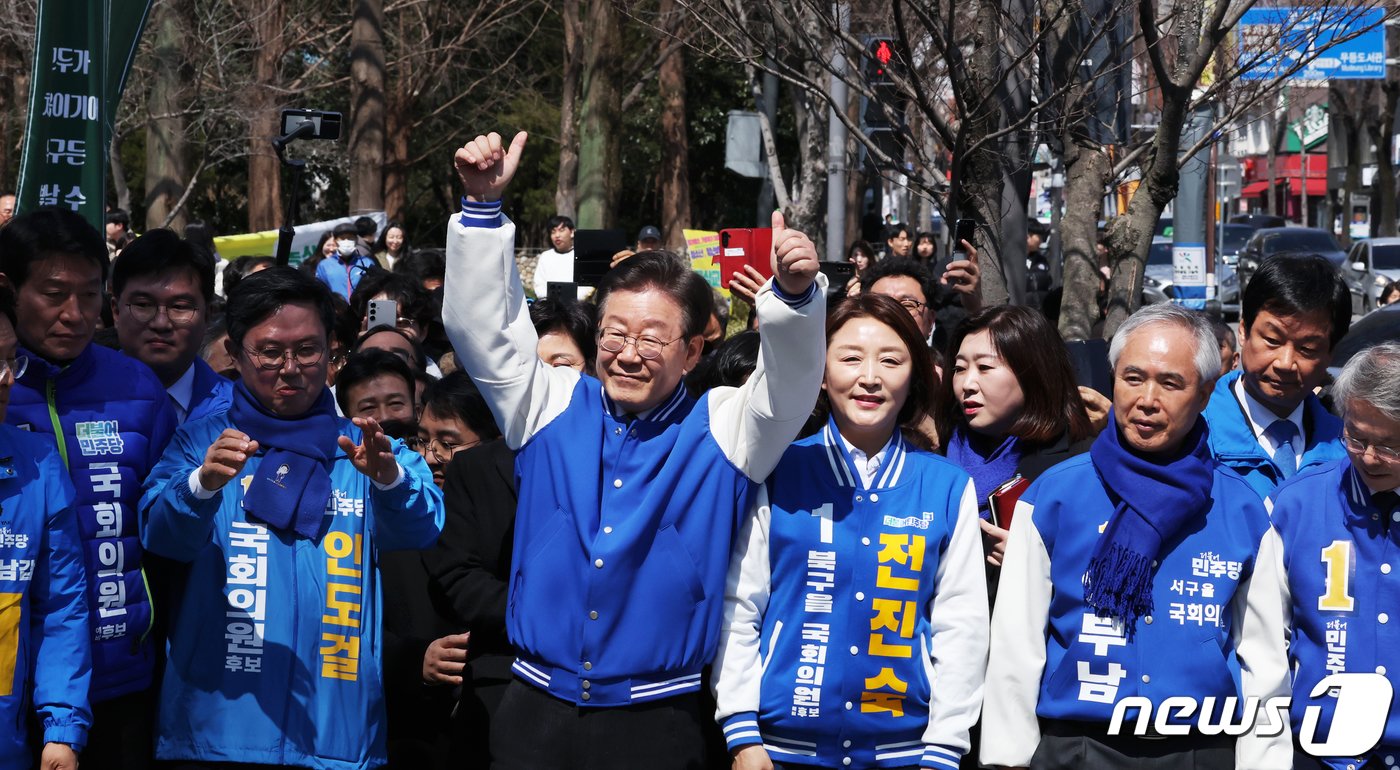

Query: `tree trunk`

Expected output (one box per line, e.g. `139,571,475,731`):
1058,136,1111,341
110,133,131,214
383,89,410,222
1102,78,1190,336
246,1,284,232
657,0,690,250
555,0,582,218
349,0,386,215
143,0,191,231
575,0,623,229
1371,82,1400,238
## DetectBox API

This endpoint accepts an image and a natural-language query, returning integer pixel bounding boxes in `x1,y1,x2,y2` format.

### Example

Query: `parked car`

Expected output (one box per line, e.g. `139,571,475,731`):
1341,237,1400,316
1217,223,1256,266
1229,213,1288,230
1237,227,1347,293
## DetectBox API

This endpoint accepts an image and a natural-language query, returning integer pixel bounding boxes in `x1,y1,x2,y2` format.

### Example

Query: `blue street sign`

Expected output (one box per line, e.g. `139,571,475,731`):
1238,7,1386,81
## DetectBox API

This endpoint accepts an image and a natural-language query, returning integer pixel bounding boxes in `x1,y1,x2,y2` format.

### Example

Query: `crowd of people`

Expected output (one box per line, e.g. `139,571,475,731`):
0,128,1395,770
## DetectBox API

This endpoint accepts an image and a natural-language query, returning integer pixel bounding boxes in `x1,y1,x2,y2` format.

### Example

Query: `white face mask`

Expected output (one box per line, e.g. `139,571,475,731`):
337,239,357,257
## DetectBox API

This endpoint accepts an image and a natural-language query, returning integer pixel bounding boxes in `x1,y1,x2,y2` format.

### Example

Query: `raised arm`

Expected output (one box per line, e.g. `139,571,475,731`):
709,211,827,481
442,131,580,449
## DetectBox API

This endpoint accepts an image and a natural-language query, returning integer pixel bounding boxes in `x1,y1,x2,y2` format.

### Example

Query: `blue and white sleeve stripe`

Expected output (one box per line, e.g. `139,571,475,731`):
720,712,763,751
920,744,964,769
458,197,504,228
770,279,818,309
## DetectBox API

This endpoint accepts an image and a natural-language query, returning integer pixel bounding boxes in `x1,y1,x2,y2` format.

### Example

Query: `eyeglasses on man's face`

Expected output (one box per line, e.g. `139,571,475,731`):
1343,429,1400,464
0,355,27,381
596,328,682,361
125,299,200,326
242,344,326,371
407,436,481,463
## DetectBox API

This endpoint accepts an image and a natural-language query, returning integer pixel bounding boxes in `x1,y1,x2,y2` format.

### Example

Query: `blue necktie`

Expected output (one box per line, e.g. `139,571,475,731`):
1266,420,1298,479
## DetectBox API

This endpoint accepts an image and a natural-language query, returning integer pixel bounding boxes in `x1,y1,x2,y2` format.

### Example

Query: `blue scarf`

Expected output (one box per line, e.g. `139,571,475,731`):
944,425,1023,518
228,380,340,540
1085,409,1214,636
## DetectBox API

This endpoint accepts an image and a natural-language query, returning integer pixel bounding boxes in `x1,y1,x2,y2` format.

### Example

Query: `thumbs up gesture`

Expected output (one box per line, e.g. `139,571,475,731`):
453,131,528,203
769,210,819,297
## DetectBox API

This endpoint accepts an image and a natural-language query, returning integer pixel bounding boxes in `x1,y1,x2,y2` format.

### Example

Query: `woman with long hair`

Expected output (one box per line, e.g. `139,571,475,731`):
938,305,1095,568
714,293,987,770
375,222,411,269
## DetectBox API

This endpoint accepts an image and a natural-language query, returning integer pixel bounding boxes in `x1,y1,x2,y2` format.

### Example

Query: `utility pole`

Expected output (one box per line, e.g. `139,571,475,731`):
826,4,850,261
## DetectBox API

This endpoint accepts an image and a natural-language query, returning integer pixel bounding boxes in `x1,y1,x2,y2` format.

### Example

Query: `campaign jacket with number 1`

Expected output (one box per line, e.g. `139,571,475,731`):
139,413,443,770
1268,460,1400,770
442,203,827,707
713,422,989,770
6,342,176,702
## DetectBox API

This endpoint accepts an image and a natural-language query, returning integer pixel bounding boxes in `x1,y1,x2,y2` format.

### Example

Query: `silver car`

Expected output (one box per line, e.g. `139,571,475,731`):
1341,237,1400,315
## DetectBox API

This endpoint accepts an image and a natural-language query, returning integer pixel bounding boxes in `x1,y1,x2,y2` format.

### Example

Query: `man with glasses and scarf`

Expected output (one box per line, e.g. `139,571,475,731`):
139,267,442,770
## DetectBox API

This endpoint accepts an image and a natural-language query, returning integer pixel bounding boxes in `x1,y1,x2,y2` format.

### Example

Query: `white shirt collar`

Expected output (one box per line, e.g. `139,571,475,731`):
839,433,895,490
1233,376,1305,460
167,362,197,423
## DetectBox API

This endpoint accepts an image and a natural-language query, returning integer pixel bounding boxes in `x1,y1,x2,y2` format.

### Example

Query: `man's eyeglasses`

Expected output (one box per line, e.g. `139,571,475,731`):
408,436,481,463
894,297,926,312
597,328,681,360
125,300,199,326
242,344,326,371
1343,430,1400,463
0,355,27,381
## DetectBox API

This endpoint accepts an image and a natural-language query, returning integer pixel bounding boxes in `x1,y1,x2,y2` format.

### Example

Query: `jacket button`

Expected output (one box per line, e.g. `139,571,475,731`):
861,537,870,546
1384,564,1392,575
595,559,604,568
1141,674,1150,683
849,646,858,655
843,759,852,766
582,680,591,689
855,592,865,601
870,493,879,502
581,692,590,701
613,479,623,489
583,662,592,671
843,740,851,748
844,701,852,710
1378,665,1388,676
855,495,862,502
1144,615,1153,624
1381,613,1390,624
604,526,614,534
589,611,598,620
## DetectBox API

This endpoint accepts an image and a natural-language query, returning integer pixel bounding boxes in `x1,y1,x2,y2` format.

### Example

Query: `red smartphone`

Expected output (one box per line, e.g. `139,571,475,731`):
717,228,775,286
988,474,1030,530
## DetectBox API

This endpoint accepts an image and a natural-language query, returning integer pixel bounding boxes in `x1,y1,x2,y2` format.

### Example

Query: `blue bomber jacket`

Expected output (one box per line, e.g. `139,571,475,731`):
0,426,90,768
139,412,443,770
981,452,1293,769
442,204,827,708
713,422,988,770
1269,460,1400,770
6,343,176,702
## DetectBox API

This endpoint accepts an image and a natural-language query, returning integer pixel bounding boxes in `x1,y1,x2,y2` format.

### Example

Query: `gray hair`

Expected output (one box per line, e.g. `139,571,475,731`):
1332,343,1400,421
1108,303,1222,386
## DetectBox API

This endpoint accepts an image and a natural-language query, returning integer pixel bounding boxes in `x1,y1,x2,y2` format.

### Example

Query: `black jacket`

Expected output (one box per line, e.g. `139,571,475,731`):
423,438,518,671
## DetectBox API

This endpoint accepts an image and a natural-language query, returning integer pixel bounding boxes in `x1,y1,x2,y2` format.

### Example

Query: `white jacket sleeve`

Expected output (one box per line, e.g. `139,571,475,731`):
980,498,1050,768
921,481,991,766
1232,527,1292,770
708,276,827,482
712,487,773,749
443,216,580,449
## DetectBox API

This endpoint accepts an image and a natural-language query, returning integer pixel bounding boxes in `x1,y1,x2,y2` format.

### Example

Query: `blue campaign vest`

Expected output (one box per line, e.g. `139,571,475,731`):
184,357,234,424
507,376,757,706
1026,454,1272,723
0,426,90,767
6,343,176,702
139,412,442,770
1203,370,1346,499
1271,460,1400,762
751,423,971,768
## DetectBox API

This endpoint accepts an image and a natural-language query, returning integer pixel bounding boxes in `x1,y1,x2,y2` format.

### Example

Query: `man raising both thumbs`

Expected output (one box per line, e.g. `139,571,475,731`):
442,131,827,769
138,267,443,770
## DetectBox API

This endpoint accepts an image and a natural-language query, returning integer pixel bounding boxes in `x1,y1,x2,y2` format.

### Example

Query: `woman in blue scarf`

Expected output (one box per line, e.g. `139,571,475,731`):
713,294,988,770
938,306,1097,569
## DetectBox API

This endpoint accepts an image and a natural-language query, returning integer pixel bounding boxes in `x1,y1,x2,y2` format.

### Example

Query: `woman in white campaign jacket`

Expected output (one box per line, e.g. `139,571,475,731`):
713,294,989,770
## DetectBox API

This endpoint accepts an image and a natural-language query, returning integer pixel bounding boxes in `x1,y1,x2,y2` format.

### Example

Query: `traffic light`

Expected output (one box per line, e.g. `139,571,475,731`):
861,37,907,169
862,38,906,129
